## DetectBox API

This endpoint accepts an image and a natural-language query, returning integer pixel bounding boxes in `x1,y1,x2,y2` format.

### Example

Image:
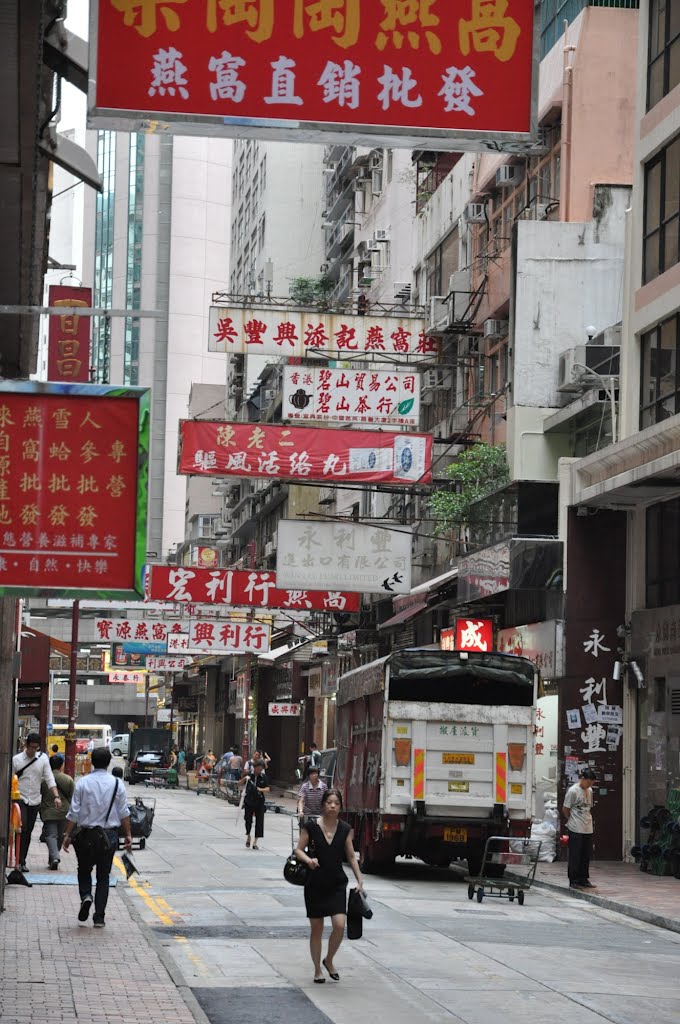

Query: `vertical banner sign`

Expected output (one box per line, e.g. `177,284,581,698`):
47,286,92,384
455,618,493,652
91,1,537,149
0,383,149,598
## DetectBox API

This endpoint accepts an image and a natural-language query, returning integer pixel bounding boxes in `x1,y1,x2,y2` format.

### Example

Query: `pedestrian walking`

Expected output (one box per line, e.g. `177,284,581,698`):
294,788,364,984
303,742,321,778
62,746,133,928
562,768,598,890
40,754,74,870
12,732,63,872
297,765,327,824
178,748,186,772
228,751,243,781
239,759,269,849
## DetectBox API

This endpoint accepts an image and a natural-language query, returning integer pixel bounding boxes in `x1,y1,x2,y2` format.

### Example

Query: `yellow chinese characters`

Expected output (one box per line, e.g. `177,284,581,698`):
22,440,40,463
109,440,127,463
107,476,127,498
247,426,266,450
78,506,98,527
81,441,100,464
216,425,236,447
293,0,360,49
110,0,187,38
206,0,274,42
48,505,70,527
52,408,71,430
23,406,42,428
459,0,521,64
53,298,88,378
376,0,442,56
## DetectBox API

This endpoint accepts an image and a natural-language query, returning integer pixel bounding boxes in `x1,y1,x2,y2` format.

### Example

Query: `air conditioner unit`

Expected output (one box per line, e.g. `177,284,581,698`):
428,296,449,335
367,238,380,251
495,164,522,189
357,240,369,258
423,368,451,390
557,345,621,392
371,169,383,195
483,319,508,339
370,151,383,169
464,202,487,224
375,229,390,242
264,541,274,557
353,176,370,192
323,165,336,174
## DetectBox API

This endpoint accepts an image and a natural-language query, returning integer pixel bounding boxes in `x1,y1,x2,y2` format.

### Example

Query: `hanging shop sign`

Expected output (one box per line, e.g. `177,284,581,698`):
497,619,564,678
179,421,433,486
0,382,148,598
268,702,301,717
185,620,271,654
277,520,411,594
146,564,361,612
47,286,92,384
282,366,420,426
308,667,323,697
145,655,190,671
454,618,493,652
95,618,188,643
167,631,190,653
109,670,145,685
195,545,219,567
91,1,537,151
208,306,435,359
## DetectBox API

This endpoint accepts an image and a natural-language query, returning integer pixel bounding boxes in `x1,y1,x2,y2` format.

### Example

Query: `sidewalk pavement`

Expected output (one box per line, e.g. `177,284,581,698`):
531,858,680,934
0,847,199,1024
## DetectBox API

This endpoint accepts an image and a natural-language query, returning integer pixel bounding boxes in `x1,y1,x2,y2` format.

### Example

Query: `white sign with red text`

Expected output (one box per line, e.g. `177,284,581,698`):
208,307,434,359
268,702,301,717
145,656,190,672
95,618,185,643
185,620,271,654
282,366,420,426
109,671,145,685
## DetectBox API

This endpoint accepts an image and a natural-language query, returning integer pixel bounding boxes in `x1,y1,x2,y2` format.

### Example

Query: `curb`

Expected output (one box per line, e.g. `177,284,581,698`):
530,875,680,935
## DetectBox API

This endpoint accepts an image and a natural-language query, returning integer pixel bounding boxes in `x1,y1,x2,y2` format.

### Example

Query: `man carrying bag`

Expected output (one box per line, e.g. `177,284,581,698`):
63,747,132,928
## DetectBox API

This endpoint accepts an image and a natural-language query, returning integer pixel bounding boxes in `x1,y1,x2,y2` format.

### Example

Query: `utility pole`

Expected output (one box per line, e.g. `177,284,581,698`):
64,601,79,777
0,598,18,910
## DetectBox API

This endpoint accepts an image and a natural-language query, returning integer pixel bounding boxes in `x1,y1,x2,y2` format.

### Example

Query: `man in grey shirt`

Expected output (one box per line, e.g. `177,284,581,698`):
562,768,597,890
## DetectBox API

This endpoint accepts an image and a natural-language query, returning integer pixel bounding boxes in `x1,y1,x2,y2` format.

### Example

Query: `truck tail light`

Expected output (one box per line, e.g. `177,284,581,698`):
394,738,411,766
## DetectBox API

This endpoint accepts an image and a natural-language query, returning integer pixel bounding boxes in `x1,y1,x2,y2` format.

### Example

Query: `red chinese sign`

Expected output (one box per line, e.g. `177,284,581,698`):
0,385,147,596
455,617,493,652
178,421,433,486
268,702,301,717
92,1,536,148
48,286,92,384
146,564,361,612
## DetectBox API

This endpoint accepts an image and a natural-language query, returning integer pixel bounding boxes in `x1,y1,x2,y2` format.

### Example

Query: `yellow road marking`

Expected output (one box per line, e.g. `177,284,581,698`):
113,855,175,925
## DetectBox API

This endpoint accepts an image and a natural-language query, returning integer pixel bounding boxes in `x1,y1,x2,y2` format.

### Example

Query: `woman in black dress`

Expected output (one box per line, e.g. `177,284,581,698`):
294,788,364,983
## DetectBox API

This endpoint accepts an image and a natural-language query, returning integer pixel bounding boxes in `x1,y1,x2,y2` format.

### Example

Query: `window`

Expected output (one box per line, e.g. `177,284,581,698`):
648,0,680,110
643,135,680,284
640,313,680,427
646,496,680,607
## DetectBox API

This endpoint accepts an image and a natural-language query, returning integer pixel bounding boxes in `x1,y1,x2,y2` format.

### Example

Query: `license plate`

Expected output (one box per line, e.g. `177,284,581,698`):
442,752,475,765
510,783,523,795
448,781,469,793
443,827,467,843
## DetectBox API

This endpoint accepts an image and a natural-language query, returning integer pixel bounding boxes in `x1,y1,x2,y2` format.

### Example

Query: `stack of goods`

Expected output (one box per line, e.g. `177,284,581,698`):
631,790,680,877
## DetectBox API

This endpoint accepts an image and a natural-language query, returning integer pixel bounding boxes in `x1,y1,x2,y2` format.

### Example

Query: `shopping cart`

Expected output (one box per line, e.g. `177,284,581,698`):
466,836,542,905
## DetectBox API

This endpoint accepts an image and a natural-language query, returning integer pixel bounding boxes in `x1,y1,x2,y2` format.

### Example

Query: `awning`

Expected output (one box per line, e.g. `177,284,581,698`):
409,567,458,595
378,600,428,630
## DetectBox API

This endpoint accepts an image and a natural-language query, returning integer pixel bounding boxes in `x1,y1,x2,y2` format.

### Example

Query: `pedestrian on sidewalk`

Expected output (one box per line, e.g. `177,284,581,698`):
563,768,597,890
297,765,327,826
303,743,321,778
62,746,133,928
40,754,74,870
12,732,63,872
294,788,364,984
228,751,243,781
239,759,269,849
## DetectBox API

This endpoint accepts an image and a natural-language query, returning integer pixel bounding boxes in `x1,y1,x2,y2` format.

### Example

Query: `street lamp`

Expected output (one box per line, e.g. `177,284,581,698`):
571,361,618,445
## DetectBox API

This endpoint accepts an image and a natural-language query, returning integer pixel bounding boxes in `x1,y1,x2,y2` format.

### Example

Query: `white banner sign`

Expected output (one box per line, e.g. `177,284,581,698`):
167,632,189,653
268,701,301,717
109,671,145,685
208,306,434,360
496,620,565,678
277,520,411,594
145,656,190,672
95,618,184,643
185,620,271,654
282,366,420,426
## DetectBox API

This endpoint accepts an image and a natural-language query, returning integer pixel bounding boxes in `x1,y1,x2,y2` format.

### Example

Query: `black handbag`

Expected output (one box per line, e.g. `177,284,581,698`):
283,819,314,886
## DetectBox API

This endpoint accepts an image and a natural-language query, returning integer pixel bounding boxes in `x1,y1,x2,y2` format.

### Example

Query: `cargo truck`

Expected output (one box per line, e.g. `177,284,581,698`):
336,648,538,876
128,727,172,764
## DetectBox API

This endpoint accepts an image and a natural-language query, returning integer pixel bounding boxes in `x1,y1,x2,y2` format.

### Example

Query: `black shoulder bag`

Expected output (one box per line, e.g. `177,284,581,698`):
284,818,315,886
73,779,119,858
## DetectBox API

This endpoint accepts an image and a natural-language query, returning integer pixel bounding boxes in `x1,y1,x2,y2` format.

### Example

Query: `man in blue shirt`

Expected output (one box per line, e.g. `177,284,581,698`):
63,747,132,928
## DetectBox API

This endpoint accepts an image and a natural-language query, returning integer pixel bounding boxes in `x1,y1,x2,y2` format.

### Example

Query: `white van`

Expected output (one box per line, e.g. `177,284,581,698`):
111,733,129,757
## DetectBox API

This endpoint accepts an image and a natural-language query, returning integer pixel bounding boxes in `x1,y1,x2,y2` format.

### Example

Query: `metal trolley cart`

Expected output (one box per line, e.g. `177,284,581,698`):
118,796,155,851
466,836,542,905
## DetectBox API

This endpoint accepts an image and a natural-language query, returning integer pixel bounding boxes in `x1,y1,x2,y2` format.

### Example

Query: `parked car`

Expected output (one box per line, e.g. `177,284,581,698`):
111,733,129,757
128,750,169,784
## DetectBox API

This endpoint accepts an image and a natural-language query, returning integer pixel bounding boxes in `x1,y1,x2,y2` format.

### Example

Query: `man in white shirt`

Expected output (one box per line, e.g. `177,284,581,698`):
12,732,62,872
63,746,132,928
562,768,597,890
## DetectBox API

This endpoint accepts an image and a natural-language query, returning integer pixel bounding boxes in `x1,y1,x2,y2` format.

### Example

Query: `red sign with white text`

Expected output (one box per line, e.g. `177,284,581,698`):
47,286,92,384
147,564,360,613
93,1,535,146
0,390,141,592
178,421,432,486
455,617,494,652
